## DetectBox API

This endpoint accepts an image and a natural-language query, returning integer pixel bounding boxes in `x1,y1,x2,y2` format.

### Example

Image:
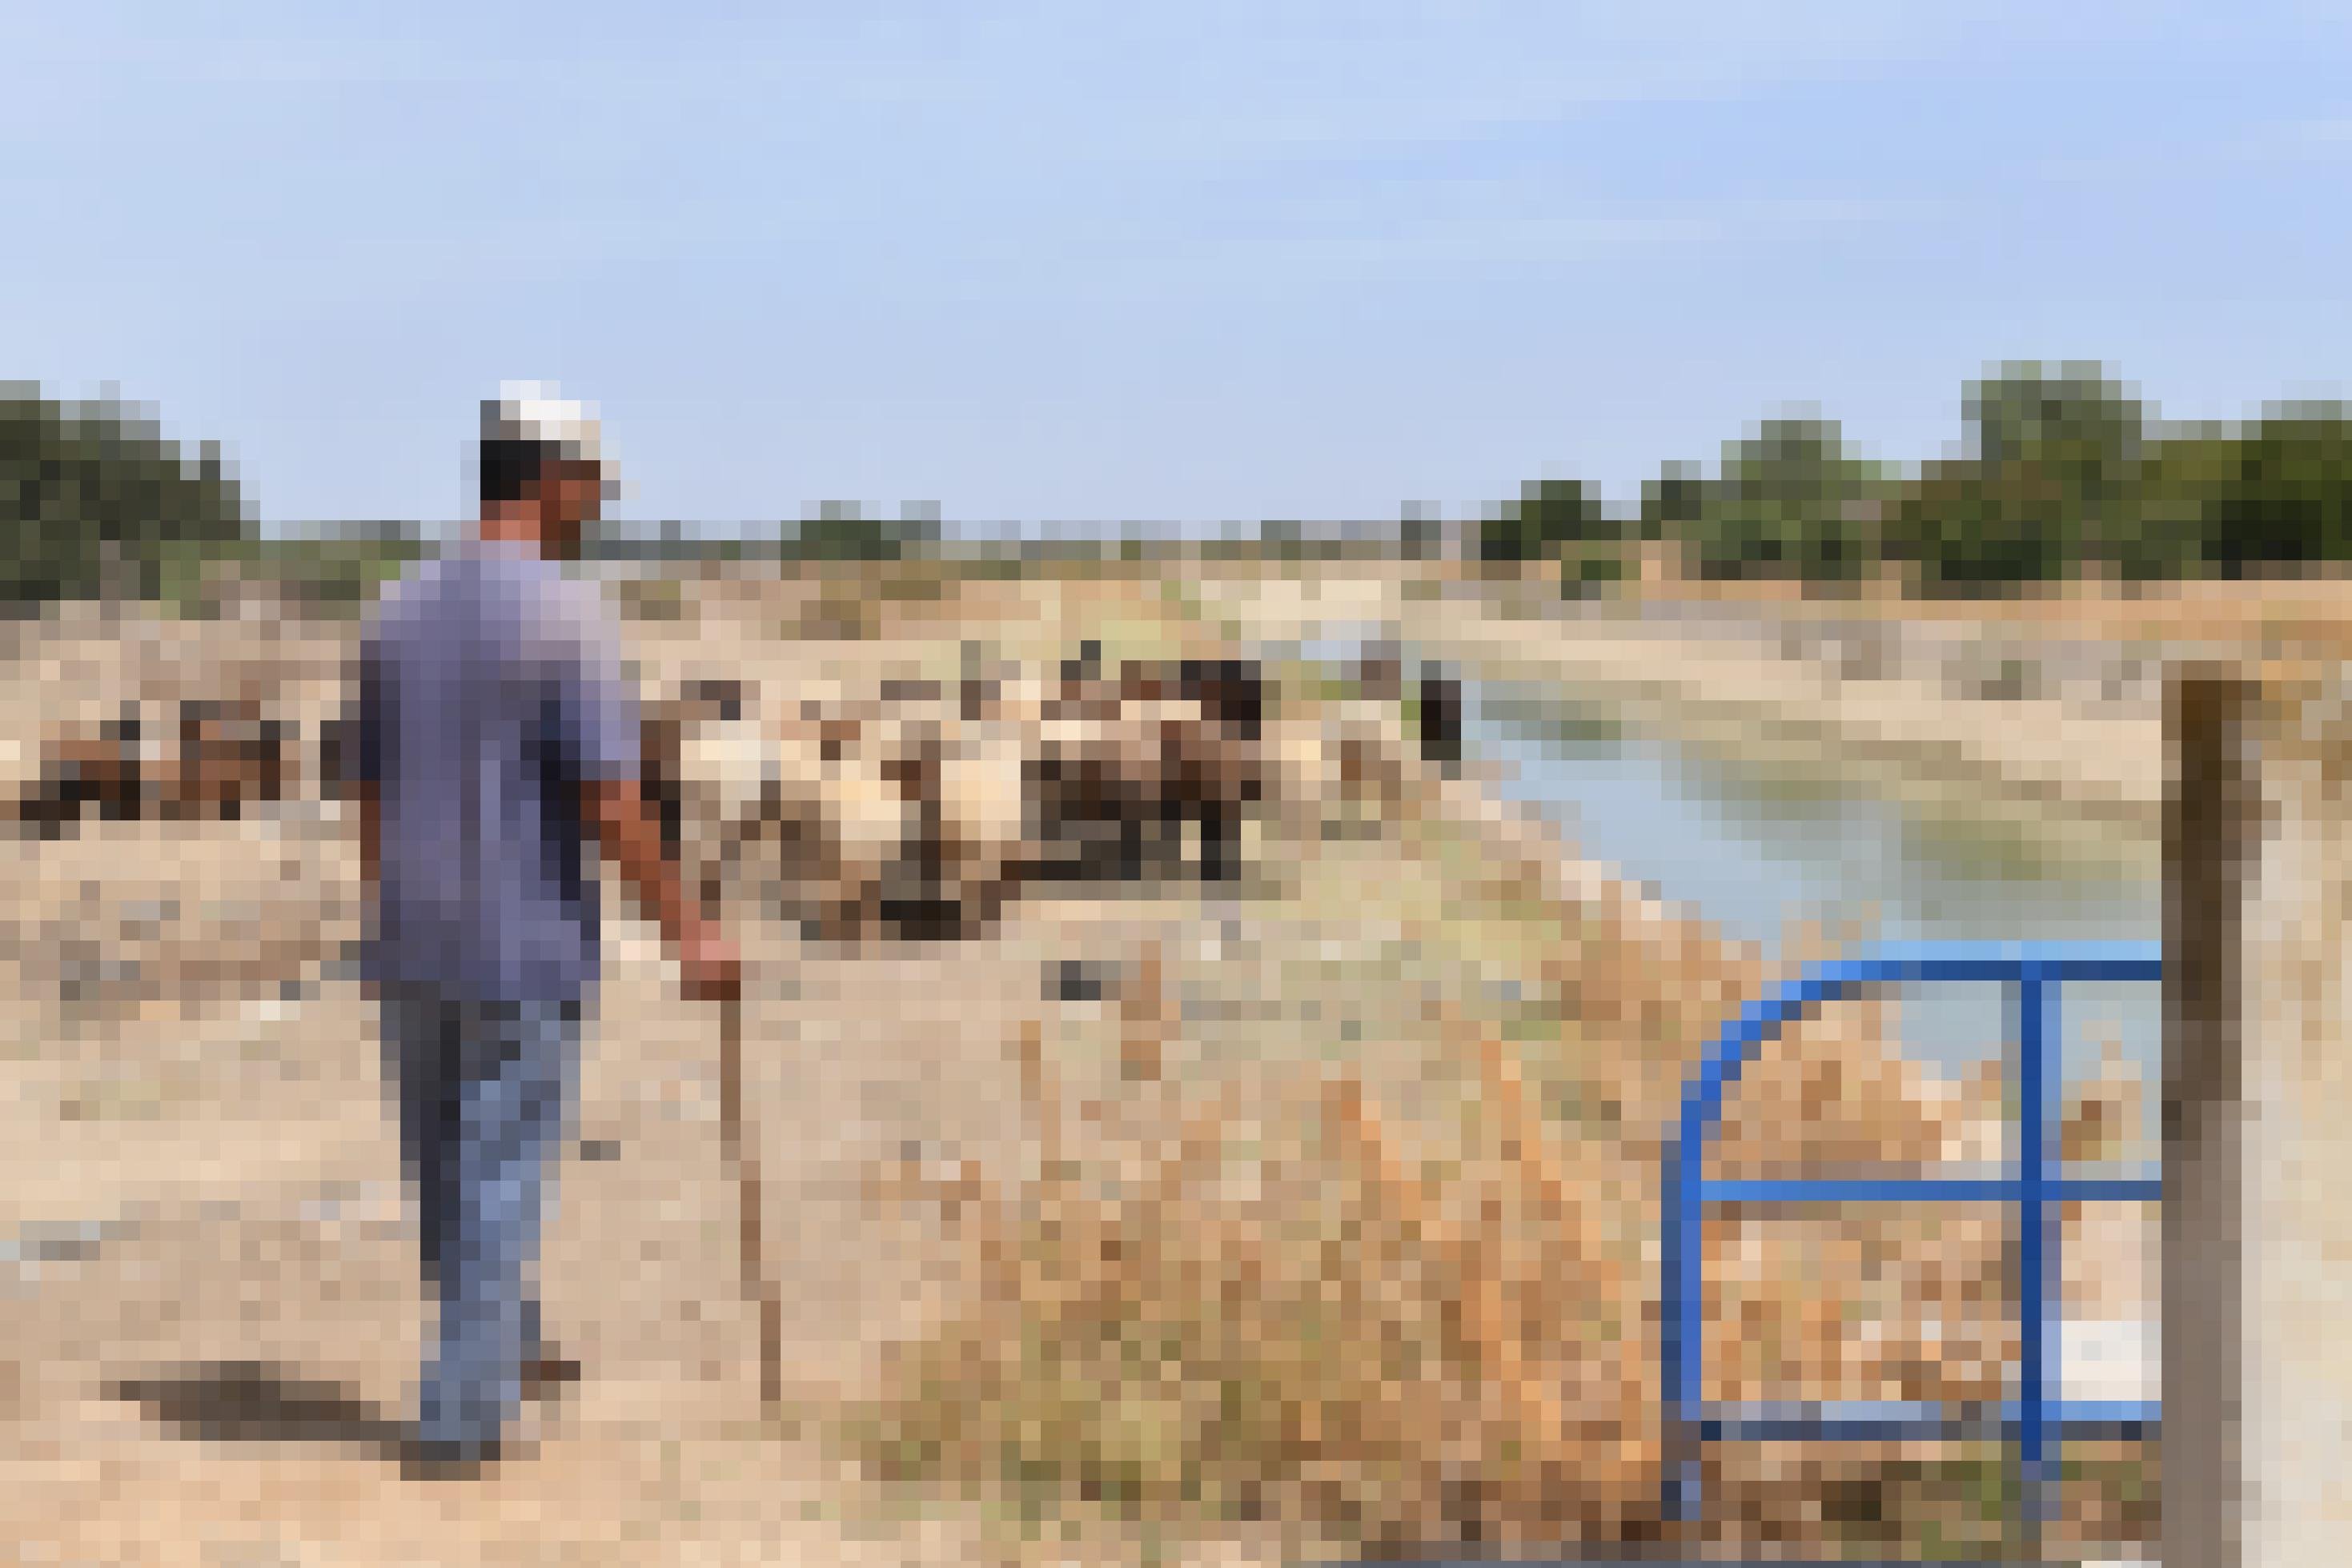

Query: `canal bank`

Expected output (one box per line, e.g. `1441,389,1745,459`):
1260,652,2160,1369
1202,570,2166,868
1401,606,2164,860
1261,622,2163,1108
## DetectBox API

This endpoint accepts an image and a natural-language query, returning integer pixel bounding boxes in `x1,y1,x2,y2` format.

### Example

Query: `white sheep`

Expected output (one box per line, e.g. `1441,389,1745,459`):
932,716,1034,928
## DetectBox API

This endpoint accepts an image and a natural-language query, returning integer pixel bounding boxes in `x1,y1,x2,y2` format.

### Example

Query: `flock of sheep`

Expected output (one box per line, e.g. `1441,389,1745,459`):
636,647,1273,943
9,696,295,832
8,633,1468,948
6,646,1278,945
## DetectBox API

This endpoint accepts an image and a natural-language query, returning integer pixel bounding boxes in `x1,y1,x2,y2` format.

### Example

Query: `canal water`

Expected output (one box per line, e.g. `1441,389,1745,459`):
1286,627,2165,1406
1294,628,2164,1113
1468,677,2161,1105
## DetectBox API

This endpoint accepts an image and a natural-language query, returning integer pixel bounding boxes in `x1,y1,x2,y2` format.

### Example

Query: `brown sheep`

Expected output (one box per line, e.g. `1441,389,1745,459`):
166,698,290,821
1027,708,1149,884
1011,653,1266,889
13,696,294,835
1095,656,1266,885
1158,657,1267,883
11,704,146,836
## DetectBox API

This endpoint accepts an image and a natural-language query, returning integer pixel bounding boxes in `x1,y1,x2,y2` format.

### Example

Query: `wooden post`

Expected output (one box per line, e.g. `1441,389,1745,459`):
2240,660,2352,1563
2164,665,2254,1568
2164,660,2352,1566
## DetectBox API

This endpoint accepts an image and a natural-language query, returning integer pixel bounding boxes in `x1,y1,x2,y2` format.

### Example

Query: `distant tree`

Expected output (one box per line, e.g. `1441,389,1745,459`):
2112,426,2239,581
1966,360,2145,477
1258,519,1310,562
1639,460,1705,546
1884,363,2149,595
1542,363,2352,596
1887,457,2077,596
2211,403,2352,575
1680,415,1890,584
0,383,253,612
1478,475,1609,563
791,502,940,562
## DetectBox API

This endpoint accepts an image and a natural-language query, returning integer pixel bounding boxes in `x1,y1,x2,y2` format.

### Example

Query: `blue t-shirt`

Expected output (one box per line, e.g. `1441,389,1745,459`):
351,537,640,1009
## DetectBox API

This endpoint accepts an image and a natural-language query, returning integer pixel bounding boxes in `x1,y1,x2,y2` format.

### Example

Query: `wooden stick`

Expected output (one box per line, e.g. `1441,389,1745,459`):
1010,1017,1067,1195
717,987,783,1412
1118,939,1168,1085
676,756,785,1418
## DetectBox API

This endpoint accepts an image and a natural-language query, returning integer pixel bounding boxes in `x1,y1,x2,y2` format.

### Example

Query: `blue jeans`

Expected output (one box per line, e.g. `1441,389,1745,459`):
379,983,583,1450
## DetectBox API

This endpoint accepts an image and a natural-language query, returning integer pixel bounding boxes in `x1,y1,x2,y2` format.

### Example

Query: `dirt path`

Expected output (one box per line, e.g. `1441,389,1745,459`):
0,576,1298,1566
0,804,1267,1565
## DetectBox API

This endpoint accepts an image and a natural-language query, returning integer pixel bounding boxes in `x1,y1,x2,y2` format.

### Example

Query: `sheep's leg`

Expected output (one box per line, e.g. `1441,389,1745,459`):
1198,795,1237,884
1153,785,1186,883
54,766,100,825
1117,800,1149,884
14,775,69,834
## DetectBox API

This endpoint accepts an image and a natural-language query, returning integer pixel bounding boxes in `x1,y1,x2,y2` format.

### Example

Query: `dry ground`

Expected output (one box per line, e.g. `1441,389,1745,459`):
0,813,1306,1566
0,567,2159,1566
0,581,1294,1567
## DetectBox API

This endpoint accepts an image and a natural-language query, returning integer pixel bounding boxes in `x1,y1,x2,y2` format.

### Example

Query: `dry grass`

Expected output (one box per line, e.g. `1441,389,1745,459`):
844,1004,2152,1560
834,789,2156,1563
843,984,1659,1560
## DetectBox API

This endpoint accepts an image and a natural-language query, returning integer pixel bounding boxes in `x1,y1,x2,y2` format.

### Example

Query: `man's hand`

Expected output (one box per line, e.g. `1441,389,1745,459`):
583,784,738,1006
586,777,745,1005
680,924,743,1005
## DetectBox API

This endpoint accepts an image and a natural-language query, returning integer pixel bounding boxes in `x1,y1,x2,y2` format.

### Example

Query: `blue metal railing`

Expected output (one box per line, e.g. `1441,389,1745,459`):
1661,940,2163,1526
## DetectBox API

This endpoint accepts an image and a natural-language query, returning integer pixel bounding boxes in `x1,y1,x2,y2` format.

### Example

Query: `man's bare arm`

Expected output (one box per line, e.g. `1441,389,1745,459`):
582,778,707,950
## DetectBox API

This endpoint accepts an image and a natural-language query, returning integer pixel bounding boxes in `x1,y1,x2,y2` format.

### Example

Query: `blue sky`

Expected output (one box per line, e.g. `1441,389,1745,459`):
7,2,2351,535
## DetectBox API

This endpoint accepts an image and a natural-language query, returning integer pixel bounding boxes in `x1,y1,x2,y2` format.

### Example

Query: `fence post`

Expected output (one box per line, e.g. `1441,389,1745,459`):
2161,658,2352,1568
2161,665,2252,1568
2244,659,2352,1564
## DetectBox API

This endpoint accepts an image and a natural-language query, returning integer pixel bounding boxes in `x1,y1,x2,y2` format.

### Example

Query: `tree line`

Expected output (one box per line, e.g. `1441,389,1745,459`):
1479,361,2352,597
12,363,2352,612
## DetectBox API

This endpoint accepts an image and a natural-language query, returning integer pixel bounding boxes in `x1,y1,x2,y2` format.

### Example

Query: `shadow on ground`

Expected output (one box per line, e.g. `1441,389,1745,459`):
109,1361,404,1456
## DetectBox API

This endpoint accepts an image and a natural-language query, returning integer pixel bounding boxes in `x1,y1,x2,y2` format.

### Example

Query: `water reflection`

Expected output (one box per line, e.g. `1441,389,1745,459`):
1467,680,2161,1098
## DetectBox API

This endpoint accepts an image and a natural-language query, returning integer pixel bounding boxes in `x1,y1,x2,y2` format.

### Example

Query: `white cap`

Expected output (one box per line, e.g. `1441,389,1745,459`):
483,379,625,497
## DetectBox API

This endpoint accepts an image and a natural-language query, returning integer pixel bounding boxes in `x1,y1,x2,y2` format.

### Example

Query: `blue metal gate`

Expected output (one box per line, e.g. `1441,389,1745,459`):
1662,941,2164,1533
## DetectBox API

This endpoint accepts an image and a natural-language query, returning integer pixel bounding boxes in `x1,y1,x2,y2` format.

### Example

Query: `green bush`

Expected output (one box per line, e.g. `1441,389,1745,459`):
1478,477,1611,564
1561,547,1629,600
1,384,253,612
